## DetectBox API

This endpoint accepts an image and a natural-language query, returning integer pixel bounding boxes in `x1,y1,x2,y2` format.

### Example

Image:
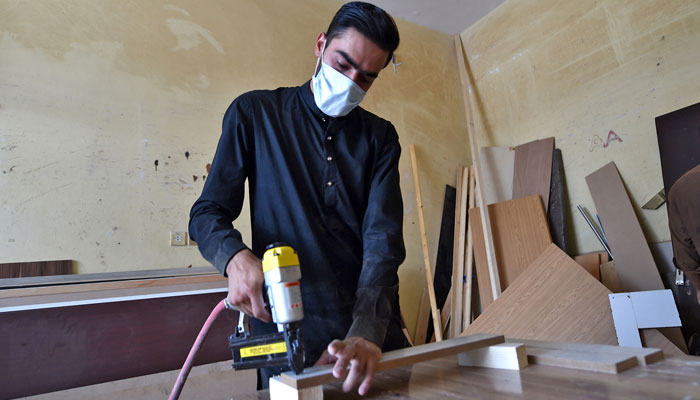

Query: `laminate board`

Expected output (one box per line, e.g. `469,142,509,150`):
0,260,72,278
505,338,664,366
548,148,568,253
278,334,504,389
470,195,552,309
463,244,682,355
655,101,700,198
525,347,638,374
512,137,555,212
574,252,607,281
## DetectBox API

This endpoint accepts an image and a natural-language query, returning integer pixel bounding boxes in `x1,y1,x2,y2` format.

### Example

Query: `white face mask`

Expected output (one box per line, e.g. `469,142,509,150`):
311,40,366,117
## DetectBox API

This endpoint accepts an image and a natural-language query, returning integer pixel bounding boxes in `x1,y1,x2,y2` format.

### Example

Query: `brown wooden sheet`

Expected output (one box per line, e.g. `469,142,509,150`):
512,137,555,212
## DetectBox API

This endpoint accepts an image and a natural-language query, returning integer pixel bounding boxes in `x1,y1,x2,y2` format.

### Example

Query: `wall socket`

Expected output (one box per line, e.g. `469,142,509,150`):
170,231,188,246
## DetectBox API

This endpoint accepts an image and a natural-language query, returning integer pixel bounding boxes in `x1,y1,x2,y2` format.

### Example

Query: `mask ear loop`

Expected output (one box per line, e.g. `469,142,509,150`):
313,38,327,77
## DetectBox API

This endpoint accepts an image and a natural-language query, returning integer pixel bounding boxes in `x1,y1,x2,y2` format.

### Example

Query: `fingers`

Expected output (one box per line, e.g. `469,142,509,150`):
358,357,376,396
343,359,363,393
331,340,354,379
249,285,272,322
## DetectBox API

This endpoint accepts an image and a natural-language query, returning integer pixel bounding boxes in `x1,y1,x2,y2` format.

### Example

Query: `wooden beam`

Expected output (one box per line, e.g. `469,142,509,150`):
451,167,468,338
463,166,476,331
279,334,504,389
409,144,442,342
454,35,501,301
525,347,637,374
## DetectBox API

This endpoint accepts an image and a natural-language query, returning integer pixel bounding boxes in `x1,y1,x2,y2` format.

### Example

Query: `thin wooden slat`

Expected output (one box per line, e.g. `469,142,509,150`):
479,146,514,206
463,244,682,356
506,338,664,366
451,167,469,338
462,166,476,332
586,161,687,353
454,35,501,302
409,144,442,342
413,287,430,345
470,195,552,309
512,137,555,212
279,334,504,389
525,347,638,374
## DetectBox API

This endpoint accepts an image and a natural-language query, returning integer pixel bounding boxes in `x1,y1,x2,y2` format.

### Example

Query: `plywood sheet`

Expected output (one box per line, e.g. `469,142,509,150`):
512,137,555,212
464,244,682,355
470,195,552,309
479,146,514,206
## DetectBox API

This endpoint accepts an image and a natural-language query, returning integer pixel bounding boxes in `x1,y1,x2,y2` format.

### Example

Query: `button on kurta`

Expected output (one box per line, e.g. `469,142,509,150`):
326,181,333,187
327,156,333,162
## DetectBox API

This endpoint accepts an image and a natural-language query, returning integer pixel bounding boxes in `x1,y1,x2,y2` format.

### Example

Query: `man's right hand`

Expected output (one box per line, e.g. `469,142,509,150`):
226,249,272,322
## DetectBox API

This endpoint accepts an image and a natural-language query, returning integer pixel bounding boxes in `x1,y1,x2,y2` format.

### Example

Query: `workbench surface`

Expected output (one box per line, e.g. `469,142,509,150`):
251,355,700,400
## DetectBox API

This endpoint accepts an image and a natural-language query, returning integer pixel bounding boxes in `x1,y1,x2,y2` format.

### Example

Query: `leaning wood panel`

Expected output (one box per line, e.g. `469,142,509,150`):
464,243,681,355
0,292,238,398
586,162,687,353
470,195,552,308
512,138,555,212
279,333,504,389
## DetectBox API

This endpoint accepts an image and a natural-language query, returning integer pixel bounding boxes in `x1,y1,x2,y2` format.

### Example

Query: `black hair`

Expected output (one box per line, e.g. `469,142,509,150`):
325,2,400,67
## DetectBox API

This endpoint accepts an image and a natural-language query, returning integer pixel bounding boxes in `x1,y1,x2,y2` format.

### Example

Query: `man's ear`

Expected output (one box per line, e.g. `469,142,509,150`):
314,32,327,58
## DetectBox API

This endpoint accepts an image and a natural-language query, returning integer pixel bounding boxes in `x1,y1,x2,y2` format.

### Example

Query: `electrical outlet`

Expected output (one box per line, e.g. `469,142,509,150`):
170,231,188,246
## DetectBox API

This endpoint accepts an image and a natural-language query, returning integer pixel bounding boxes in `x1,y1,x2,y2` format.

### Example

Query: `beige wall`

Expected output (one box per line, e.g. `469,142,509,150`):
461,0,700,254
0,1,468,336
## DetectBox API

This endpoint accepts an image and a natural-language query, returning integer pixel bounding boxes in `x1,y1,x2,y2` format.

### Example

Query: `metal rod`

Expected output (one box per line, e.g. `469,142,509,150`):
595,214,609,246
577,205,613,260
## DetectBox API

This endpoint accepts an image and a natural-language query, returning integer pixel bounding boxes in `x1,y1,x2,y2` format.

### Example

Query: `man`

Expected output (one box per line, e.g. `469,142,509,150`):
189,2,407,395
668,164,700,305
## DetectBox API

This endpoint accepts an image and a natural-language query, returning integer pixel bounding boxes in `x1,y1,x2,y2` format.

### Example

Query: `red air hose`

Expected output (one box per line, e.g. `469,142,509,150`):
168,298,229,400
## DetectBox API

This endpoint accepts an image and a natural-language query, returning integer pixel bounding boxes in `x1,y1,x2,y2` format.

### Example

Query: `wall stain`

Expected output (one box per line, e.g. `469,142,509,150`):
2,165,16,174
206,163,211,173
154,159,159,171
192,175,198,182
185,151,190,159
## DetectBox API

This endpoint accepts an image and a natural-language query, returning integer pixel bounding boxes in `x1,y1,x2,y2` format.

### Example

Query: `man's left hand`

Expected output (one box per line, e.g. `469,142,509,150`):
314,336,381,395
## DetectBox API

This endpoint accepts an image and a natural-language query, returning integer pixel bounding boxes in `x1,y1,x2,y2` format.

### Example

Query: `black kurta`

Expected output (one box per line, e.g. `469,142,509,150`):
189,80,407,364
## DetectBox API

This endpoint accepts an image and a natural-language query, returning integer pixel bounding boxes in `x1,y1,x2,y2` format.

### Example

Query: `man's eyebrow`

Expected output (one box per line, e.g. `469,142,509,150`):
336,50,379,79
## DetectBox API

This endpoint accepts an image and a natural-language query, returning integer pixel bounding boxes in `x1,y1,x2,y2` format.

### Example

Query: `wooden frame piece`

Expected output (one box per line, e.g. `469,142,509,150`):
462,166,476,331
410,144,443,342
278,334,504,389
507,339,664,366
451,166,469,338
525,347,637,374
454,35,501,301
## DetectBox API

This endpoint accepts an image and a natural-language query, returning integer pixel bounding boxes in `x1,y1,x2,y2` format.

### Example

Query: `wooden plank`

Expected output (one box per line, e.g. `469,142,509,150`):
409,144,442,342
470,195,552,309
0,266,218,289
585,162,664,292
512,137,555,212
269,376,322,400
548,148,568,253
585,161,688,353
0,292,239,398
0,264,21,279
462,167,476,331
479,146,514,206
525,347,638,374
279,333,504,389
463,244,681,355
505,338,664,366
454,35,501,302
451,167,468,338
413,287,430,345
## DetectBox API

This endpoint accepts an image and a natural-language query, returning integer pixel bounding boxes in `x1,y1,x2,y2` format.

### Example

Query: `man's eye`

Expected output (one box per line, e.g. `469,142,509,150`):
337,63,349,71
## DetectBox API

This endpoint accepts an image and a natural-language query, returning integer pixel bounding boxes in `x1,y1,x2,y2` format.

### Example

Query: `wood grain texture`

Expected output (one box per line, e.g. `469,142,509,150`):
463,243,682,356
0,260,72,278
455,35,501,301
479,146,514,206
0,292,238,398
410,144,442,342
279,334,504,389
512,137,555,212
585,161,688,353
470,195,552,309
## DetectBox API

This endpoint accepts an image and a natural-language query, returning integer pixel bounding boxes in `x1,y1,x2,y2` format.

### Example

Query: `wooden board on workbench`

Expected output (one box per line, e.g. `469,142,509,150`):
586,161,688,353
512,137,555,212
464,244,683,357
279,334,504,389
470,195,552,309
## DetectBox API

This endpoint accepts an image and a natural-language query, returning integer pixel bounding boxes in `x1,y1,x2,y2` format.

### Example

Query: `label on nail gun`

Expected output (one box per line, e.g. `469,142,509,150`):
239,341,287,358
